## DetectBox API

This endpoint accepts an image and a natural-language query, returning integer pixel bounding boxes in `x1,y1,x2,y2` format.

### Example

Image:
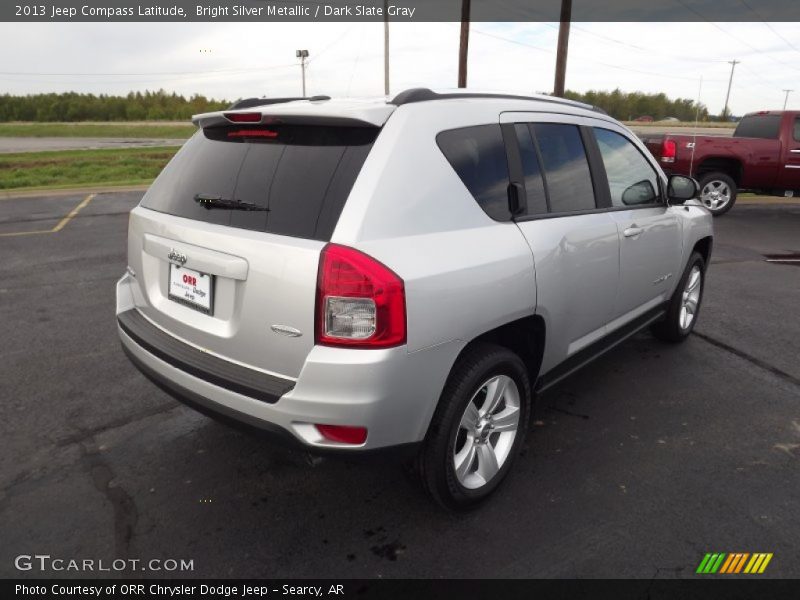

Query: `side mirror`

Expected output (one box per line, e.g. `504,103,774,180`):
667,174,699,204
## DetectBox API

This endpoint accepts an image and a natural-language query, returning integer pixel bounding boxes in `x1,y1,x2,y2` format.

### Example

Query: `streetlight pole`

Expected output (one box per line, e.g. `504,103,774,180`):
722,59,740,119
783,89,793,110
296,49,309,96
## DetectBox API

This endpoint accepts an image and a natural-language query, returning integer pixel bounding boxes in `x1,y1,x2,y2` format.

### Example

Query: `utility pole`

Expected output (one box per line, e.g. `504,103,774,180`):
553,0,572,97
384,0,390,95
783,89,793,110
458,0,470,88
722,59,740,119
296,49,309,96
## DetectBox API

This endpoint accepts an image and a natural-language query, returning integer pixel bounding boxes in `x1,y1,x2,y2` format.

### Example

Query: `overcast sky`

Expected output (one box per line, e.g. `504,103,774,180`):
0,21,798,116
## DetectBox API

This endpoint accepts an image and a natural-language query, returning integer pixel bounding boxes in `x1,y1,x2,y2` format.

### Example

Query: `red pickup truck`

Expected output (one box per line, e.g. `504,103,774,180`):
642,110,800,215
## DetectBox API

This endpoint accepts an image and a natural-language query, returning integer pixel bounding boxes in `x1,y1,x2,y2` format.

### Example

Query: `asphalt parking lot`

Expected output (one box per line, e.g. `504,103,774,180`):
1,192,798,579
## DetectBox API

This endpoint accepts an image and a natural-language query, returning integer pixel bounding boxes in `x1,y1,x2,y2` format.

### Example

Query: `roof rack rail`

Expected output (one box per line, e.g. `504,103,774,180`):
388,88,608,115
227,97,307,110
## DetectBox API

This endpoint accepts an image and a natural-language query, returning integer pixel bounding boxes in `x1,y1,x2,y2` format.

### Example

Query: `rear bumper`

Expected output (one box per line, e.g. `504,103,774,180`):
117,275,460,453
119,309,294,404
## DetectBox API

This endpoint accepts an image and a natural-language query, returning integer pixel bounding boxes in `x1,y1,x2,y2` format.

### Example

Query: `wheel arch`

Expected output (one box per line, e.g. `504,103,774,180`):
421,315,545,442
692,236,714,265
695,158,742,185
463,315,546,387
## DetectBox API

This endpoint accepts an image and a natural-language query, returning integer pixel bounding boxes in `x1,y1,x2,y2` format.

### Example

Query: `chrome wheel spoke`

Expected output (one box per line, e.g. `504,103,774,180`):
491,406,520,433
460,401,479,431
482,375,509,416
686,270,701,293
475,443,500,483
454,439,477,481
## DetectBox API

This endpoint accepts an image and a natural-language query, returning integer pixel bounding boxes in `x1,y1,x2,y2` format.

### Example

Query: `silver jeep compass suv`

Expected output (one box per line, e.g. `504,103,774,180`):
117,88,713,508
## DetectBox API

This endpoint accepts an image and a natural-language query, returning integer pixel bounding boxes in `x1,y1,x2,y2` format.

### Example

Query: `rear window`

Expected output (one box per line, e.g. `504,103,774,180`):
734,115,782,139
140,124,378,241
437,124,511,221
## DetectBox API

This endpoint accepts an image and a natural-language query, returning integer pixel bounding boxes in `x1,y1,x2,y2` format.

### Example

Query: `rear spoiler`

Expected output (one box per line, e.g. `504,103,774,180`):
227,97,307,110
193,113,383,129
193,98,394,129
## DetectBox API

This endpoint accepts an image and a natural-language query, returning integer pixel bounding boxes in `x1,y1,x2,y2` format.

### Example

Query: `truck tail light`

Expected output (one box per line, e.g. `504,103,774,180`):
661,139,677,163
315,244,406,349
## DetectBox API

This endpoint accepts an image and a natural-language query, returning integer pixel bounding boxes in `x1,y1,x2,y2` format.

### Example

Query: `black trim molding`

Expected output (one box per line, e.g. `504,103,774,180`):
118,309,295,404
536,303,668,393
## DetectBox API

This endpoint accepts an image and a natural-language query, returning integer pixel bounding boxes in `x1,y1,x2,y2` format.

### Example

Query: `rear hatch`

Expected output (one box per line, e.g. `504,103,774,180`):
127,109,383,379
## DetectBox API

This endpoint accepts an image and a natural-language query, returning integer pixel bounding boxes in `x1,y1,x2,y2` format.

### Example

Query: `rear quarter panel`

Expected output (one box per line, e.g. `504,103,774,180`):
332,102,538,355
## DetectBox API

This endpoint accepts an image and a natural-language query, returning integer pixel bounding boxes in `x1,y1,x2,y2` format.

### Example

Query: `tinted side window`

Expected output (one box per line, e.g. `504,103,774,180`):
594,128,660,207
734,115,782,139
794,118,800,142
514,123,548,215
531,123,595,213
437,124,510,221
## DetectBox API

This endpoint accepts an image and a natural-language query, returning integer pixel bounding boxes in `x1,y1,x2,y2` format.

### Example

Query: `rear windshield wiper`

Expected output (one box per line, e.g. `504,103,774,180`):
193,194,268,211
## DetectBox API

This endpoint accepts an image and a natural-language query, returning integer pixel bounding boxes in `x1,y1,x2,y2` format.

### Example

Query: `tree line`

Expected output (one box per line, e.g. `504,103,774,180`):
0,91,230,121
0,88,711,123
563,89,710,122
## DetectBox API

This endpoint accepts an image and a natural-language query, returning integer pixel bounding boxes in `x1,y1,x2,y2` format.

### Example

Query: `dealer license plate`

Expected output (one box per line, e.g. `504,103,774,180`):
168,264,213,315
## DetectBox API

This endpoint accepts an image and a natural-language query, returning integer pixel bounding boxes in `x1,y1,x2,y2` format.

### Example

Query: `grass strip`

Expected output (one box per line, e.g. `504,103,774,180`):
0,146,178,190
0,122,196,138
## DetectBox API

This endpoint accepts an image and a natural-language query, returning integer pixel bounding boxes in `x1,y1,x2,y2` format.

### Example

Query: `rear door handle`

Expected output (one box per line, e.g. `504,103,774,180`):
623,226,644,238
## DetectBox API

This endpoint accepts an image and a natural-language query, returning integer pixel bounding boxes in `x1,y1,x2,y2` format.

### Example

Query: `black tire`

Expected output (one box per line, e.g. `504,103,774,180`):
417,343,531,510
698,172,737,216
651,252,706,343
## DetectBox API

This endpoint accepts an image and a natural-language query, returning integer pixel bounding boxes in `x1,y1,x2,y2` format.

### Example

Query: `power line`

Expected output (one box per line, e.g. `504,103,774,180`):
738,0,800,57
737,62,788,90
471,27,721,83
305,23,357,65
673,0,800,73
542,22,725,65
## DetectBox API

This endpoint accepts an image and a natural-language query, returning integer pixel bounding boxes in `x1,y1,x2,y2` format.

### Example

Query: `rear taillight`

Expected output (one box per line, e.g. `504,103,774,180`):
661,139,677,163
227,129,277,138
223,112,262,123
315,244,406,349
315,424,368,445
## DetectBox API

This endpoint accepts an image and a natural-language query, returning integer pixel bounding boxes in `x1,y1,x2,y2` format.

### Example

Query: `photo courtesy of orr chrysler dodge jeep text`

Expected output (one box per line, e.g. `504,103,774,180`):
117,89,713,508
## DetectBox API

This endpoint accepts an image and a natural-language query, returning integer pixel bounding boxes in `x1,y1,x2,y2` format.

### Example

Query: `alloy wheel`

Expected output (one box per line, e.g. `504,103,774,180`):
680,265,702,330
453,375,521,490
701,180,732,211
